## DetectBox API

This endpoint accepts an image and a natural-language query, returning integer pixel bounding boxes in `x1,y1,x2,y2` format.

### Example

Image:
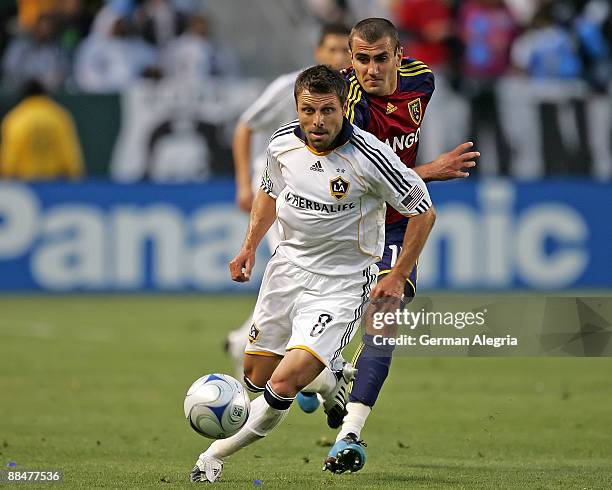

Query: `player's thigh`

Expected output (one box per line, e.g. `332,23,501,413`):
288,268,376,370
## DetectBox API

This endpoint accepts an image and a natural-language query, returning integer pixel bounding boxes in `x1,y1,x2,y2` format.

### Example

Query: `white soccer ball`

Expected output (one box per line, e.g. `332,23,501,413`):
184,373,250,439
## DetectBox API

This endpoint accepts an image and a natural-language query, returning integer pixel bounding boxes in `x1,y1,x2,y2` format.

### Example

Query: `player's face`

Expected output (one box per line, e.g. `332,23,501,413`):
296,90,344,152
350,35,402,96
315,34,351,71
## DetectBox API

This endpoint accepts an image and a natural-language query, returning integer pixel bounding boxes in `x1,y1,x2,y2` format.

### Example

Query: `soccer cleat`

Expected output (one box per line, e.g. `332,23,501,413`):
323,363,357,429
323,433,367,474
190,452,223,483
296,391,321,413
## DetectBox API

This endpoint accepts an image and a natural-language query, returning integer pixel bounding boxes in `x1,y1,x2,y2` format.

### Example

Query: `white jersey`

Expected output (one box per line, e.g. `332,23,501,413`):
239,70,301,186
261,119,432,276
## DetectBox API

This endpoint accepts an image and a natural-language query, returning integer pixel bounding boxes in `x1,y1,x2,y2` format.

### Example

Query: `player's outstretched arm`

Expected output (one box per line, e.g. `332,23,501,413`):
233,121,255,213
414,142,480,182
371,207,436,298
229,189,276,282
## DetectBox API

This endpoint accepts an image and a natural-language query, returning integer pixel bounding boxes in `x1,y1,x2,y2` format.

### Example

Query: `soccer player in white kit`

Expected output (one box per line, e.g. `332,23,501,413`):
190,65,435,483
226,25,351,376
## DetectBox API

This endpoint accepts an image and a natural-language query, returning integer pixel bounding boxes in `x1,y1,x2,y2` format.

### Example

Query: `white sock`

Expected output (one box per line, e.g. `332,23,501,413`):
206,387,292,460
336,402,371,441
301,367,336,398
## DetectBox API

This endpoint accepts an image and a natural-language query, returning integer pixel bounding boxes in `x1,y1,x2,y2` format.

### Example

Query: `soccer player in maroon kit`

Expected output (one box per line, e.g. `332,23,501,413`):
320,18,480,473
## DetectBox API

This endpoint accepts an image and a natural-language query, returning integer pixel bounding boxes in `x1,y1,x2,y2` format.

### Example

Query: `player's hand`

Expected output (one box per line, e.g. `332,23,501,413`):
229,247,255,282
370,271,405,299
236,185,254,213
425,142,480,181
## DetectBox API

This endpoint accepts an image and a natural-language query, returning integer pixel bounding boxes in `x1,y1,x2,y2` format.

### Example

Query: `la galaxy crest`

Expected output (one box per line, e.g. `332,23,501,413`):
408,98,422,126
330,176,350,200
248,324,260,344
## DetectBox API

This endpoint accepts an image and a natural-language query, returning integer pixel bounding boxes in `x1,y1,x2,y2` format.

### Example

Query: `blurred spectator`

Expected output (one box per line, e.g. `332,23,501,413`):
89,0,135,39
458,0,518,174
346,0,392,21
74,9,157,93
503,0,538,26
161,13,240,80
393,0,453,69
0,80,84,180
133,0,185,48
459,0,518,79
55,0,95,56
512,3,582,80
17,0,56,32
575,0,612,93
305,0,350,25
2,14,69,91
0,2,18,59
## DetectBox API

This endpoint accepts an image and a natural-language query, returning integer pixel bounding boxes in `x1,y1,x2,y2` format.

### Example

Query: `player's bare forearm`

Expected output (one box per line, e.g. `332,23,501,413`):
244,190,277,251
233,121,255,212
415,142,480,182
232,121,252,186
229,190,276,282
393,207,436,279
371,207,436,298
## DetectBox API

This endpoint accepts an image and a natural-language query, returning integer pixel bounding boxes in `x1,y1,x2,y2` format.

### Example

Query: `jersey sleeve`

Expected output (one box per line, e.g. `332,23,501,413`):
398,58,435,101
357,132,431,216
260,147,286,199
345,75,370,129
239,74,295,131
422,70,435,101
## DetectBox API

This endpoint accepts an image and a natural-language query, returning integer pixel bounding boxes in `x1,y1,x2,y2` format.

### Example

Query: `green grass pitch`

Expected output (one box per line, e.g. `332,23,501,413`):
1,295,611,489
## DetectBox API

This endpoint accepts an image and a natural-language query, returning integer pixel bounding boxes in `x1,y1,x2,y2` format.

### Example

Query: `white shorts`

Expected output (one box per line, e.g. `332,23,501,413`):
245,249,377,370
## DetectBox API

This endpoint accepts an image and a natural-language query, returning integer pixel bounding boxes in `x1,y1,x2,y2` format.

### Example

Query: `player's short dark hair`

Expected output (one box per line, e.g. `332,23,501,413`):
318,23,350,46
294,65,348,105
350,17,400,52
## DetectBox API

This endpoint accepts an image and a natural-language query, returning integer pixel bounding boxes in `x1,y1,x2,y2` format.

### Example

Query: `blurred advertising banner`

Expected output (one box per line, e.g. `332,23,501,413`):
0,179,610,292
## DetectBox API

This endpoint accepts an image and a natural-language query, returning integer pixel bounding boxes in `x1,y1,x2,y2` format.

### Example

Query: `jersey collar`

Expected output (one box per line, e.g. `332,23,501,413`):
294,118,354,155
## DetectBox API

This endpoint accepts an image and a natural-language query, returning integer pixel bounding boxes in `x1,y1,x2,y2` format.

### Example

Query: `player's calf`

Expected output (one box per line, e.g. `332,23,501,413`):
349,334,395,407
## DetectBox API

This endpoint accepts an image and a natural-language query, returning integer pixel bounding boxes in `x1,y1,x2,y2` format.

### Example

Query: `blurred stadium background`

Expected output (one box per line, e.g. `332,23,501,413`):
1,1,612,486
0,0,611,293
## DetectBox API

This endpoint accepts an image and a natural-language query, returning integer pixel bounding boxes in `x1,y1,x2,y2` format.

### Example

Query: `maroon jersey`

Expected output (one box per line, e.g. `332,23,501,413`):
344,58,434,224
